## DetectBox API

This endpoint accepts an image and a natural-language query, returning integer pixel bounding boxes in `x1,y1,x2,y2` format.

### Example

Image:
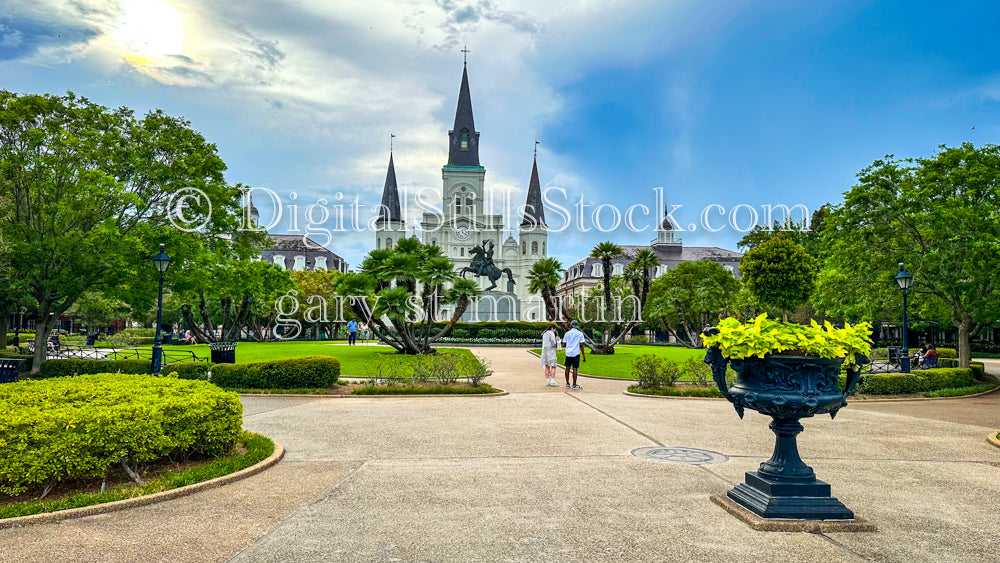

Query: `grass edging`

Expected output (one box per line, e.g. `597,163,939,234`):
624,390,724,400
624,384,1000,402
0,433,283,530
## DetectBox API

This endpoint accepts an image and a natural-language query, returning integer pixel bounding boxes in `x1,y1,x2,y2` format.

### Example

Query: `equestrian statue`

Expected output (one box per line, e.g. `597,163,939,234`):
459,240,515,291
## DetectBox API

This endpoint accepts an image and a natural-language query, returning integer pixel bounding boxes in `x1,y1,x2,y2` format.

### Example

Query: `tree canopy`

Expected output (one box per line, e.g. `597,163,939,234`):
644,260,741,347
740,236,817,319
818,143,1000,367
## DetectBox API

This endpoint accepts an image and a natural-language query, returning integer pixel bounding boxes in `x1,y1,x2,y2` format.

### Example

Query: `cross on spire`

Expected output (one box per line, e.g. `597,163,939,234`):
461,45,470,65
390,133,395,153
534,140,539,159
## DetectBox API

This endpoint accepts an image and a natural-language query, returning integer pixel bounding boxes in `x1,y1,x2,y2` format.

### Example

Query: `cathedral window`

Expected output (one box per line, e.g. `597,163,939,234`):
531,241,538,255
454,195,462,214
460,247,464,257
460,128,469,150
465,196,474,214
521,241,526,255
386,238,393,250
542,242,546,255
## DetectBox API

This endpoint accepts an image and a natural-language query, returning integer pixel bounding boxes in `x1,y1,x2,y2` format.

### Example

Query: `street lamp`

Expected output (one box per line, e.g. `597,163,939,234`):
894,263,914,373
151,244,171,375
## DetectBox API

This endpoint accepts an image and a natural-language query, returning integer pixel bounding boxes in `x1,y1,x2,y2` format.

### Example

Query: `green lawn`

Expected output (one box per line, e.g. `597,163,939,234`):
148,342,478,376
531,345,706,380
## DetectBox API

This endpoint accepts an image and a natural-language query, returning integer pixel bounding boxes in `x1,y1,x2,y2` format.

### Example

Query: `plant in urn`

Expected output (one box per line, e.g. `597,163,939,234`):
702,315,871,520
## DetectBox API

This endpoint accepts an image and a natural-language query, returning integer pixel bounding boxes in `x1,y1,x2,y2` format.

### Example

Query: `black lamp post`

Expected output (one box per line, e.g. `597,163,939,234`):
13,307,25,347
894,263,913,373
151,244,171,375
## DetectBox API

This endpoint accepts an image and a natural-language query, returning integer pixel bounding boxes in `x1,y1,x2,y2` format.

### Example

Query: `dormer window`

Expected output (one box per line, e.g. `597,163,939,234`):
460,128,469,151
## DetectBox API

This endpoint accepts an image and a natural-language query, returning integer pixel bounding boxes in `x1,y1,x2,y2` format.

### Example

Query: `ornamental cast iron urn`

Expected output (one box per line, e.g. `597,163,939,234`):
703,327,864,520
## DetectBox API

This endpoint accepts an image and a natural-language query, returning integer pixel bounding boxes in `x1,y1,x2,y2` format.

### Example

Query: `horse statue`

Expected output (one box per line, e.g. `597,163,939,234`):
459,240,515,291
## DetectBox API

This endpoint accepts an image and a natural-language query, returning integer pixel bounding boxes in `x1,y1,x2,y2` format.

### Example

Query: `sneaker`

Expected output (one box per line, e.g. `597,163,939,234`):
572,385,583,390
549,379,558,387
566,383,571,389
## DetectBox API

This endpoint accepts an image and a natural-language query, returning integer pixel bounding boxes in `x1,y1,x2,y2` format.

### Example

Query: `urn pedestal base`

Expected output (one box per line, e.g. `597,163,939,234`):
728,471,854,520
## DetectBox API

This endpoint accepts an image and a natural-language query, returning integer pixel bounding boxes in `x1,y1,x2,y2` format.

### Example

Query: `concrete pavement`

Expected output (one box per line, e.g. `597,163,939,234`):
2,348,999,562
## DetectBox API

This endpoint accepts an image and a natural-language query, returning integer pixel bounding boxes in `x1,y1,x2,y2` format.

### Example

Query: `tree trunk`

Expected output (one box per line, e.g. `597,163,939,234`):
29,310,59,375
0,312,8,349
958,315,972,369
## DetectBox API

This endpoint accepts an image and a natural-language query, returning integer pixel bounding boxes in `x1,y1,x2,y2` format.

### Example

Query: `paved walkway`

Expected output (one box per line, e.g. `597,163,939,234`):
3,349,1000,562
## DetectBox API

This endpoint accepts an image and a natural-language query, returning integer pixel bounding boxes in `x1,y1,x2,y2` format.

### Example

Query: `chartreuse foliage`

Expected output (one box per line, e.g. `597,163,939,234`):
0,374,242,497
701,314,872,366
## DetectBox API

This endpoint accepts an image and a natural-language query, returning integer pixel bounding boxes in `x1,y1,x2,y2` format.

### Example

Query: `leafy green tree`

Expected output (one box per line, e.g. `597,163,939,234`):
644,260,741,347
737,206,830,258
819,143,1000,367
0,91,252,370
65,290,130,338
290,269,350,339
740,237,817,320
626,248,659,306
336,238,480,354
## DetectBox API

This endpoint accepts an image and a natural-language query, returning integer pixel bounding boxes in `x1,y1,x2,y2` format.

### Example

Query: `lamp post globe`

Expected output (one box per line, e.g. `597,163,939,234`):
151,244,171,375
894,263,913,373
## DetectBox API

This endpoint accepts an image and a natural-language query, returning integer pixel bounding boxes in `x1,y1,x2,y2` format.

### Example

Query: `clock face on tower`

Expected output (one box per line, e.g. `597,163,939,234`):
456,226,470,240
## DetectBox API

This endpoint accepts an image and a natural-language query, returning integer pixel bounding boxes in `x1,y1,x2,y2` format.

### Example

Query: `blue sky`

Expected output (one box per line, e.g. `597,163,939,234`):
1,0,997,268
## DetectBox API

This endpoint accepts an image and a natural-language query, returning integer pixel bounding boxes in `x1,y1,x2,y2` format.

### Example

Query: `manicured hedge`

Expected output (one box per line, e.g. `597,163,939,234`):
842,367,976,395
936,347,957,359
165,362,211,381
627,385,724,398
0,374,242,496
938,358,986,379
0,349,33,372
211,355,340,389
38,358,150,378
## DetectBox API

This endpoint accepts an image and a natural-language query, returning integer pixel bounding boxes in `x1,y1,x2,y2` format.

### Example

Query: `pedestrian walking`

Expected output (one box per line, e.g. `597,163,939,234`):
540,324,562,387
347,319,358,345
562,320,587,390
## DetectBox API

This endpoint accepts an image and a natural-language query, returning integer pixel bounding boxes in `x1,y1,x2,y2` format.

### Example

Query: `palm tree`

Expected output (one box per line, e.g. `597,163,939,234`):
590,241,622,328
527,257,563,323
629,248,660,305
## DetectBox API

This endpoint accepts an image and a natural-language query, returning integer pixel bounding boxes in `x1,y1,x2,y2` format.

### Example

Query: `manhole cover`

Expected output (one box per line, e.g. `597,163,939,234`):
632,446,728,465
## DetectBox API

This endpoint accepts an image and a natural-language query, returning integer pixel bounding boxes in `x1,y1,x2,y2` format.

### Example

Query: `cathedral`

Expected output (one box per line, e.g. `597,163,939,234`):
374,62,548,321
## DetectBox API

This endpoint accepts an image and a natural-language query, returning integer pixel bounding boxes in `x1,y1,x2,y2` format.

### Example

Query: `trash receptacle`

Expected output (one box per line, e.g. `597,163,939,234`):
0,359,24,383
163,333,173,345
86,333,98,346
208,342,237,364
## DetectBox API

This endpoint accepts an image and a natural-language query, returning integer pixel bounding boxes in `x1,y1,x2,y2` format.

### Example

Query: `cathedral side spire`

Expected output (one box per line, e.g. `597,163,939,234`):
520,155,546,229
447,63,481,166
377,152,403,224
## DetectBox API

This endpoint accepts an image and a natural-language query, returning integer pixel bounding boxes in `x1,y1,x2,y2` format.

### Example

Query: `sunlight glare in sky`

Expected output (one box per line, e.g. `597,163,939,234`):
113,0,185,60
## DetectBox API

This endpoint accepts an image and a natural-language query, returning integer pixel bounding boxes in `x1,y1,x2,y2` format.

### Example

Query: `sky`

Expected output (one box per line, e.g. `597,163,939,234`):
1,0,998,269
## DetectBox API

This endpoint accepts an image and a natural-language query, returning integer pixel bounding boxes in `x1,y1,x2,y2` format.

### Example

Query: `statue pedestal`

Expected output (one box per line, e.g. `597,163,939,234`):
460,292,521,322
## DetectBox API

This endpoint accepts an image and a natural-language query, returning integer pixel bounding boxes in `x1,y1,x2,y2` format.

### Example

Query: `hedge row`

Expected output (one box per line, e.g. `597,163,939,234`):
938,359,985,379
0,374,242,496
211,356,340,389
430,321,552,340
842,368,976,395
38,359,151,378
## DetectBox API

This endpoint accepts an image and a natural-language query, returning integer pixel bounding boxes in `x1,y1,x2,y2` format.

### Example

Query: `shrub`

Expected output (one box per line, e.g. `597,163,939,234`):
627,385,724,398
0,374,242,497
631,354,682,389
165,362,211,381
633,354,664,389
0,349,33,372
938,358,985,379
626,335,649,345
352,384,497,395
680,357,711,387
365,354,404,385
850,368,976,395
459,356,492,387
211,356,339,389
429,353,460,385
936,347,957,359
38,358,151,378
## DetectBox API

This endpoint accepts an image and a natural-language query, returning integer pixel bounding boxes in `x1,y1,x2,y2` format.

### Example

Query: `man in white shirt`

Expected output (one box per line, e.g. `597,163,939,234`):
562,320,587,390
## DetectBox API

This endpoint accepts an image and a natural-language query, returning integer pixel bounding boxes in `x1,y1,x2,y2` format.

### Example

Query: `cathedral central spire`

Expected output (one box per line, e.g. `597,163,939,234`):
377,152,402,224
447,64,481,166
